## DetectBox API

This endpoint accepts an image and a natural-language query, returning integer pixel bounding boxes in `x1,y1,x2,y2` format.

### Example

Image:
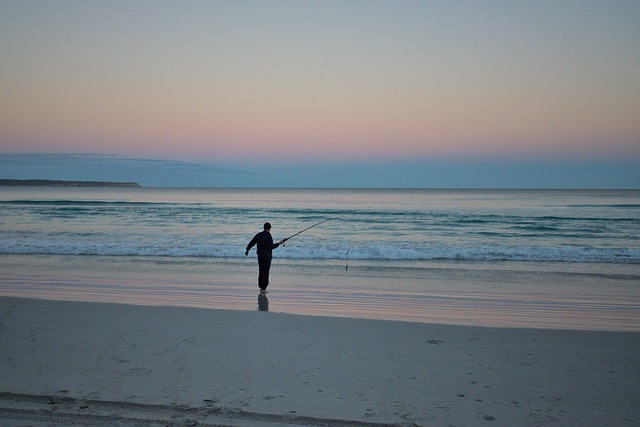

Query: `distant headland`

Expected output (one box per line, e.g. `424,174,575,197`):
0,179,141,188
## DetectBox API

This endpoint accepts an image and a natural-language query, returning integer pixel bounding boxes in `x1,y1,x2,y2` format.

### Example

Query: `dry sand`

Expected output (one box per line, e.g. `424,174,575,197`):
1,296,638,426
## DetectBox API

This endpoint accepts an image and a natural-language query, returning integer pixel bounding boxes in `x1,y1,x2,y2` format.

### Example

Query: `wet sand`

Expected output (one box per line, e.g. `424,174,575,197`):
1,296,639,426
2,254,639,331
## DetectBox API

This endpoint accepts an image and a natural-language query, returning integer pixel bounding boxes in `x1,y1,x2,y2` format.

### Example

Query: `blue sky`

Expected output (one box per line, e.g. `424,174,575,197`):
1,1,639,188
1,153,638,188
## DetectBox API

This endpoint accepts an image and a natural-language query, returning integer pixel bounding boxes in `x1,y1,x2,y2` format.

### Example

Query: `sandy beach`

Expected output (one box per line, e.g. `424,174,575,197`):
1,296,639,426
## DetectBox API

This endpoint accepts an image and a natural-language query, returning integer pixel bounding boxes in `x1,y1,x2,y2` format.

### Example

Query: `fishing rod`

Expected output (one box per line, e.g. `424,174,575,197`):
281,219,332,245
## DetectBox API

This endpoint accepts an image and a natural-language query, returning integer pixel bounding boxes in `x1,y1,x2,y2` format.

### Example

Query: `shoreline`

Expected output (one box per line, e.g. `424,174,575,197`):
1,296,639,426
2,254,639,332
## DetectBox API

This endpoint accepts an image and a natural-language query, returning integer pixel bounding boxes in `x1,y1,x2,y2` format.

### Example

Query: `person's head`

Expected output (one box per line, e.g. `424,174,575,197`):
263,222,271,231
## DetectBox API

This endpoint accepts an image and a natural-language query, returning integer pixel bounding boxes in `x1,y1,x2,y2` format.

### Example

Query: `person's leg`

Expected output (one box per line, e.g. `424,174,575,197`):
257,256,265,289
258,254,272,291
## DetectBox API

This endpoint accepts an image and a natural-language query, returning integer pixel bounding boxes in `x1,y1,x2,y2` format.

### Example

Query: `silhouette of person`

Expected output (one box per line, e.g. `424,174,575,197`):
245,222,284,293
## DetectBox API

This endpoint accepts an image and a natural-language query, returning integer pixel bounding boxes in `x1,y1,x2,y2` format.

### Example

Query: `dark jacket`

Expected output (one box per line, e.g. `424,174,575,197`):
246,230,280,255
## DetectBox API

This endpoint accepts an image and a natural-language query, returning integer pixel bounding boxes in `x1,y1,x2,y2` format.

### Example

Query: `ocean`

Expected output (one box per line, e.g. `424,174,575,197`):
1,187,639,330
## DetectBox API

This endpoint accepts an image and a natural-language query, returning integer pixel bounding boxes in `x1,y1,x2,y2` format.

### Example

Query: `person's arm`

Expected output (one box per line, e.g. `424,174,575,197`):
245,235,257,256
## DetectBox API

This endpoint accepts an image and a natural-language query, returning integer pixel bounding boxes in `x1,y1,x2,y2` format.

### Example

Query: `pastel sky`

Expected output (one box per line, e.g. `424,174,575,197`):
1,1,639,187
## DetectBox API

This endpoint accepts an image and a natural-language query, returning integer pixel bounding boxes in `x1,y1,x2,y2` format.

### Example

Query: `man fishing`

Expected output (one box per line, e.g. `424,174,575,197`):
245,219,331,294
245,222,284,294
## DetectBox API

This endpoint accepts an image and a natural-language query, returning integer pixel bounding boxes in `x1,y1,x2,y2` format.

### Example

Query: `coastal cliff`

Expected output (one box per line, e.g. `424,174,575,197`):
0,179,141,187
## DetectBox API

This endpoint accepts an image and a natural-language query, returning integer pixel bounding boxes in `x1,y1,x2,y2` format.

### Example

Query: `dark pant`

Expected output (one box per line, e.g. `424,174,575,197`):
257,253,272,290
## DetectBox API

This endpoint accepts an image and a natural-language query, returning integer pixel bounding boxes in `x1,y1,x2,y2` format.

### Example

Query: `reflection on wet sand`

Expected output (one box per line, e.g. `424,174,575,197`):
258,293,269,312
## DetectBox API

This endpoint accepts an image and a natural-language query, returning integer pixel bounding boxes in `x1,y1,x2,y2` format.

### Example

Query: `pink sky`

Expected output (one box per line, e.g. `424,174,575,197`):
1,1,639,165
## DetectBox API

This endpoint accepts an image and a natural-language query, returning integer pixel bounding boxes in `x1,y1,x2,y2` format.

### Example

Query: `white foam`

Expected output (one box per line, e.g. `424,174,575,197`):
1,234,638,264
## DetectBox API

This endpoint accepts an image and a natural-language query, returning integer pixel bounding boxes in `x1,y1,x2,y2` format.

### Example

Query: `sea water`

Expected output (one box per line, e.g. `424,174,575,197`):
1,187,638,330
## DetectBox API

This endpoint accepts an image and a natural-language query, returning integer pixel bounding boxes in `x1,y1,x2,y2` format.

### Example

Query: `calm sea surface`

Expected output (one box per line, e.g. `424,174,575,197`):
1,188,639,330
